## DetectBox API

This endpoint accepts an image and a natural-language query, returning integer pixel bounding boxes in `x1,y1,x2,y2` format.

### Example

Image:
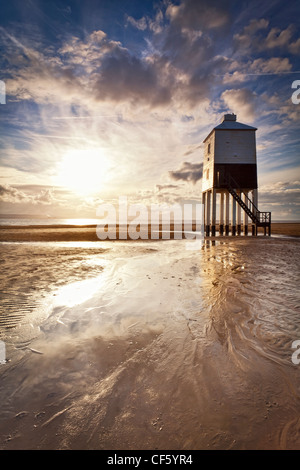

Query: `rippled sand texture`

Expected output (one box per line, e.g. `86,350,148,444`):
0,238,299,450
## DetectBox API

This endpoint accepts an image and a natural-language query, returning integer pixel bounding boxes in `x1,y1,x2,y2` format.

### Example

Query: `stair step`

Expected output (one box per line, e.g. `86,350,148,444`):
226,185,259,222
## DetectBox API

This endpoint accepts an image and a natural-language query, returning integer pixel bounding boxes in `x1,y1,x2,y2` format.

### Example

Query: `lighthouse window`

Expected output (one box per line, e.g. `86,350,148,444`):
208,143,211,154
206,169,209,179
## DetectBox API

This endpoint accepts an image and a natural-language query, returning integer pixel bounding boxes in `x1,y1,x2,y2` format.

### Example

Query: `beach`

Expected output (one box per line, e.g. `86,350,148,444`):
0,222,299,242
0,226,299,450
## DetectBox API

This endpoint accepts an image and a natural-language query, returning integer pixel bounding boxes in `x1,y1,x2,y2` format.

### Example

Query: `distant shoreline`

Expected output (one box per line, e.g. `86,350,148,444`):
0,222,299,242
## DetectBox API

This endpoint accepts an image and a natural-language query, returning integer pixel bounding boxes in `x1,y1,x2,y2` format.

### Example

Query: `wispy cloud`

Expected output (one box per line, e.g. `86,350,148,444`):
234,18,300,55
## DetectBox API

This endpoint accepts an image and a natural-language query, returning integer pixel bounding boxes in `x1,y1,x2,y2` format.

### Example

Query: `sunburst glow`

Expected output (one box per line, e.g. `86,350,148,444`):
55,148,111,195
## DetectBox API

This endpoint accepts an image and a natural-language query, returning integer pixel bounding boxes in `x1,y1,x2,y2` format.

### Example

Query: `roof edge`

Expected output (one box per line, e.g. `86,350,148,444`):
203,123,257,142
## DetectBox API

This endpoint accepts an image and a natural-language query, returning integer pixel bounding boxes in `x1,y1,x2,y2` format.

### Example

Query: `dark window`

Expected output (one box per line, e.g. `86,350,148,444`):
208,143,211,154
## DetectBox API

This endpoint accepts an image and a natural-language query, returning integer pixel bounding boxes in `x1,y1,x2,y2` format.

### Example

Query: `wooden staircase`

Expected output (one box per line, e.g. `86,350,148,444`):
225,174,271,235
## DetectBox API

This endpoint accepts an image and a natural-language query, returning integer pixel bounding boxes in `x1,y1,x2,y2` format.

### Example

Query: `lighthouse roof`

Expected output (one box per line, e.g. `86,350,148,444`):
215,120,257,131
203,114,257,142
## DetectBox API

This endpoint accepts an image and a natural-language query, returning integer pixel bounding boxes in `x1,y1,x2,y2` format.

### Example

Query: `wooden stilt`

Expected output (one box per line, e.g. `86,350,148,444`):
211,189,216,236
237,191,241,235
232,196,236,236
206,190,211,236
244,191,248,235
219,192,224,235
225,191,230,235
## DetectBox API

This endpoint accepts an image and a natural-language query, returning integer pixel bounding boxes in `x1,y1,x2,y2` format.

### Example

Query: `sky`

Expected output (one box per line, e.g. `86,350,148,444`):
0,0,299,221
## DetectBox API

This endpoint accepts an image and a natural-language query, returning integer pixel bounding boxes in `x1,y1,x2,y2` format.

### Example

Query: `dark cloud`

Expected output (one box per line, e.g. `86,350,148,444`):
166,0,231,31
0,1,234,110
93,47,171,107
156,183,179,191
3,0,299,115
149,1,233,107
169,161,203,184
58,0,234,109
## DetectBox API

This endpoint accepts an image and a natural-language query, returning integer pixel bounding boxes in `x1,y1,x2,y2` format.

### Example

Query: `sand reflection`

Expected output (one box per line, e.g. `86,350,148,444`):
53,273,107,309
0,238,299,450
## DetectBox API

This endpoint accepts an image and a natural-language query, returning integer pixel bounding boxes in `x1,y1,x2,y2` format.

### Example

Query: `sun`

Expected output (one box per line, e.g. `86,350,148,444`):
55,148,111,195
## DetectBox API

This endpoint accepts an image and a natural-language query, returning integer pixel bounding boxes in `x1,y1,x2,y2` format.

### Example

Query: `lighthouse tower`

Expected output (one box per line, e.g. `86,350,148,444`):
202,113,271,236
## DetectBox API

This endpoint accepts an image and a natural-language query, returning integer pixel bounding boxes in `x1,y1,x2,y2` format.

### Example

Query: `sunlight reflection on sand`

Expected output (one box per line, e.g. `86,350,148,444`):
0,238,299,450
53,270,107,309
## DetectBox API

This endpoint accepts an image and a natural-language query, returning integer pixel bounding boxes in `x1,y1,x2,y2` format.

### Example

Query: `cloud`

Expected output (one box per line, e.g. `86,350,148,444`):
126,15,148,31
289,37,300,55
6,1,289,116
1,0,299,221
183,144,203,156
2,1,299,117
234,19,300,55
169,162,203,184
259,181,300,217
244,18,269,35
260,180,300,196
93,48,172,107
264,25,294,49
126,8,164,34
149,9,164,34
3,26,175,109
156,184,180,192
234,18,269,50
250,57,292,74
35,189,55,204
223,57,293,84
0,184,29,203
0,184,57,205
166,0,230,30
3,28,134,106
221,88,258,122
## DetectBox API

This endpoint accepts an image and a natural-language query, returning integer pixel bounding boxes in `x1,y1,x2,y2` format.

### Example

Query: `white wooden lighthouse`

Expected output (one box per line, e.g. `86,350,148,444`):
202,113,271,236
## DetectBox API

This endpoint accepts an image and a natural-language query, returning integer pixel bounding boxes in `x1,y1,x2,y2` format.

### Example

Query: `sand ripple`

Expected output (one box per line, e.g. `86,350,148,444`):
0,238,299,449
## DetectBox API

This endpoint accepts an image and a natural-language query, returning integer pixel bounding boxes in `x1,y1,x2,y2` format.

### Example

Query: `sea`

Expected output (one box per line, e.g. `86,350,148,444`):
0,218,99,226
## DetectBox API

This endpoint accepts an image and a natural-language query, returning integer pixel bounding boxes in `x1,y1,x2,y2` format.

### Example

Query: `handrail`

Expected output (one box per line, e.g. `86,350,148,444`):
225,173,271,225
257,211,271,223
225,173,259,213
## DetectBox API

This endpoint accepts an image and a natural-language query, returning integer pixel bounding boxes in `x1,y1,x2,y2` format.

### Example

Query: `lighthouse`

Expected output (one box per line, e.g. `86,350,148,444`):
202,113,271,236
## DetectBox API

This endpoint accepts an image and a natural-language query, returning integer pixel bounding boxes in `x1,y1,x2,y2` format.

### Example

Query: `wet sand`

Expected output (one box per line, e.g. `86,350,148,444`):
0,233,299,450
